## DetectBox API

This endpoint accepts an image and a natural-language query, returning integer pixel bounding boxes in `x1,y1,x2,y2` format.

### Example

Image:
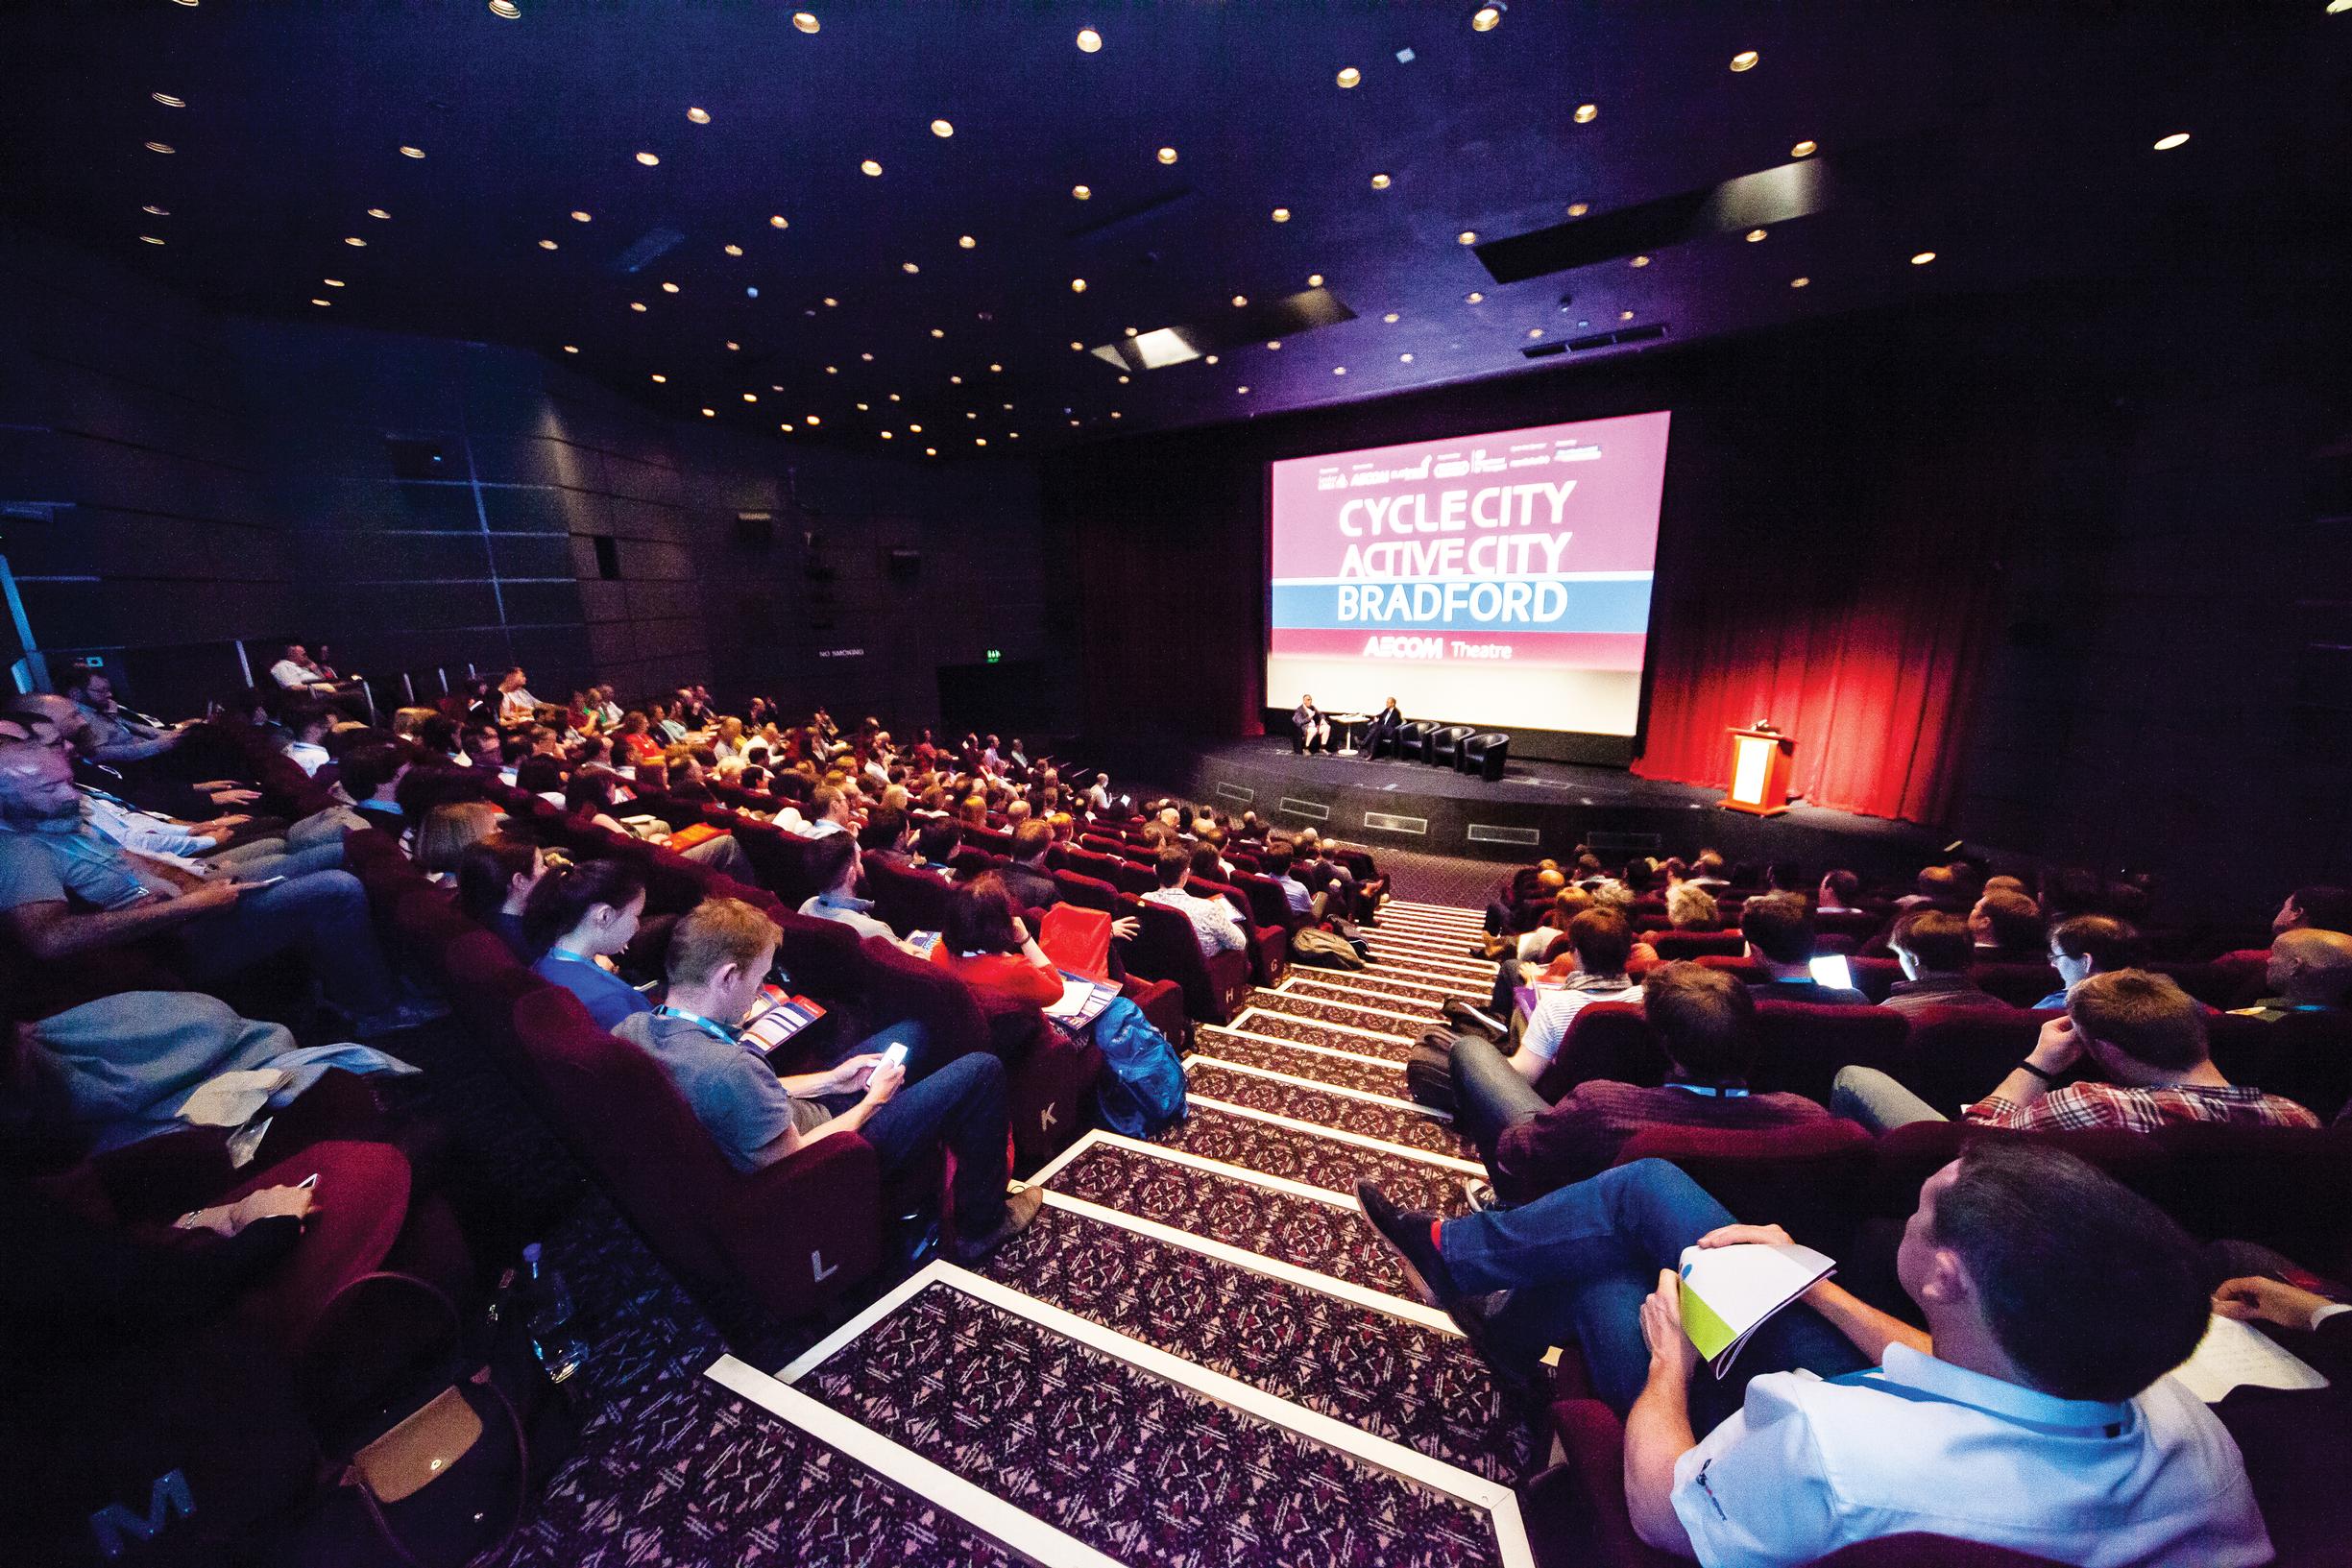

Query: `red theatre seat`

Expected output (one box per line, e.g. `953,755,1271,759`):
1532,1001,1667,1103
1643,930,1746,959
1614,1121,1876,1256
1895,1005,2060,1116
1123,896,1250,1024
1750,1001,1910,1106
1965,961,2062,1009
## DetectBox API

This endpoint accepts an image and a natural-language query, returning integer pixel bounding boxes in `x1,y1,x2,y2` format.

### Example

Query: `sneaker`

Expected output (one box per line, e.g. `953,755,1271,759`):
1353,1180,1462,1312
1442,998,1505,1042
951,1184,1046,1265
1463,1176,1501,1213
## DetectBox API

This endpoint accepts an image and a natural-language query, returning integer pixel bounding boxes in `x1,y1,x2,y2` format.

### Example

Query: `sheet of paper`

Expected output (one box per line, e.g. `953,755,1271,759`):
1045,977,1099,1022
1678,1242,1836,1371
2170,1315,2329,1404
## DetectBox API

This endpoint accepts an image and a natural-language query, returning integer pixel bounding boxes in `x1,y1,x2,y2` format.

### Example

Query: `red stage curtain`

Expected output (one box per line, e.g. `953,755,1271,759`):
1632,434,2011,824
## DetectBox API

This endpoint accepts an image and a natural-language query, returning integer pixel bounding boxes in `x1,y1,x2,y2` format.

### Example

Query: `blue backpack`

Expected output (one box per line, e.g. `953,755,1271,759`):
1090,996,1187,1138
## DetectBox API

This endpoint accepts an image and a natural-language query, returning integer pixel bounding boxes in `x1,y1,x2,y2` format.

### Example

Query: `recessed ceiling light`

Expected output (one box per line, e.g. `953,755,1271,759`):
152,91,185,108
701,407,715,418
1267,339,1282,350
860,158,883,176
343,235,366,247
1070,277,1086,292
989,362,1004,372
806,414,820,424
825,365,837,374
926,446,937,455
1070,340,1083,350
650,373,667,383
909,422,921,431
1746,228,1767,242
723,243,742,256
1910,251,1936,265
823,297,838,306
1117,374,1130,384
687,106,710,124
562,344,577,353
931,118,954,137
1204,353,1219,364
630,302,647,312
144,141,175,154
976,437,988,446
726,340,740,350
1077,27,1103,52
661,281,680,293
488,0,521,17
570,209,592,222
1790,276,1810,288
2152,132,2191,150
1471,3,1504,31
956,234,979,252
1630,253,1650,267
399,144,425,158
1072,184,1091,201
1466,291,1484,302
312,298,333,307
1457,230,1478,246
1567,202,1588,216
743,393,758,402
1400,352,1415,362
142,204,170,215
769,214,788,229
950,374,962,383
792,12,819,34
323,277,344,286
1336,67,1361,88
860,351,873,360
1527,327,1544,338
1156,146,1178,164
1231,294,1248,307
1307,273,1324,286
1574,103,1597,123
141,234,166,246
635,151,660,166
1272,206,1292,222
932,327,946,338
782,422,796,433
1109,412,1120,419
538,239,557,250
366,207,391,220
880,430,894,440
1333,366,1346,375
902,261,919,274
1790,139,1817,157
1620,309,1635,320
1730,50,1758,71
1370,172,1392,189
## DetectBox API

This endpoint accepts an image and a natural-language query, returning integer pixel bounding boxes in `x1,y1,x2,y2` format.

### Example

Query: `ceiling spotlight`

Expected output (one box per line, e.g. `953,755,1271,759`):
1746,228,1768,242
1070,340,1083,350
661,280,680,293
1231,294,1248,306
144,140,175,154
570,209,592,222
743,392,758,402
687,106,710,124
1336,67,1361,88
1267,339,1282,350
399,144,426,158
724,243,743,255
1272,206,1292,222
769,214,788,229
806,414,820,424
366,207,391,219
142,204,170,215
635,151,660,166
1307,274,1325,287
1110,412,1121,419
488,0,521,16
1790,276,1810,288
141,234,167,246
1457,230,1478,245
860,350,873,360
1730,50,1758,71
860,158,883,176
1574,103,1598,123
825,365,837,374
538,238,557,250
950,374,962,383
976,438,988,446
1117,374,1129,384
1370,172,1392,189
931,118,955,138
1070,277,1086,292
792,12,819,34
1471,4,1504,32
342,235,366,247
701,407,715,418
902,261,919,274
782,423,796,433
650,373,667,383
1237,386,1249,394
1383,311,1400,323
1333,366,1347,375
2152,132,2191,150
989,362,1004,372
630,302,647,312
1400,352,1415,363
726,340,740,350
1125,326,1137,336
1527,327,1543,338
1619,309,1635,320
880,430,894,440
1466,291,1484,303
1630,253,1650,267
909,421,920,430
312,298,334,307
932,327,946,338
958,234,976,249
823,296,838,306
926,446,937,455
562,344,578,353
1567,201,1589,216
1156,146,1178,164
1204,354,1219,365
323,277,344,286
1077,27,1103,52
151,91,185,108
1790,139,1817,157
1910,251,1936,265
1072,184,1091,201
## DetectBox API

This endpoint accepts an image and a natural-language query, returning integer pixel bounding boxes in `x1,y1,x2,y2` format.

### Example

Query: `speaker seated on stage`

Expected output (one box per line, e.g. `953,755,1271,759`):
1291,694,1332,755
1357,697,1404,757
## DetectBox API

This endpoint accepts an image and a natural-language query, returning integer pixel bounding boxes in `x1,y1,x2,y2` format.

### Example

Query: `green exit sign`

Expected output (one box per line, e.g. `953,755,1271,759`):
984,649,1002,663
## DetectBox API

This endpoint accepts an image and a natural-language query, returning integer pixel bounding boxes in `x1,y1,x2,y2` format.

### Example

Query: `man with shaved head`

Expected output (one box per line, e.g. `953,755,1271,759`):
2243,927,2352,1020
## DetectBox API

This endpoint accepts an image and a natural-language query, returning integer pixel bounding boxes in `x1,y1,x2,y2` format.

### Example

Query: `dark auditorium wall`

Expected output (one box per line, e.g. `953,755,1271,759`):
1044,282,2352,912
0,229,1051,729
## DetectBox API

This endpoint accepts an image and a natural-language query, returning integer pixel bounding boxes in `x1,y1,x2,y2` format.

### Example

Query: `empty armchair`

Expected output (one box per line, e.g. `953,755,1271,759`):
1460,731,1511,781
1427,725,1475,768
1394,721,1431,762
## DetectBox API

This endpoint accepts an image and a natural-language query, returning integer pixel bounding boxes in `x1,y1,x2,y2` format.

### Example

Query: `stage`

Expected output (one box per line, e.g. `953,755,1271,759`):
1097,736,1947,877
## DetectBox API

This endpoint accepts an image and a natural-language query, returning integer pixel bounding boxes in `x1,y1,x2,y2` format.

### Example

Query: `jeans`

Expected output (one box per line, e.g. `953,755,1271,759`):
207,837,348,881
856,1050,1010,1241
678,832,753,880
1450,1035,1547,1169
1439,1158,1870,1425
1831,1065,1950,1134
174,869,400,1018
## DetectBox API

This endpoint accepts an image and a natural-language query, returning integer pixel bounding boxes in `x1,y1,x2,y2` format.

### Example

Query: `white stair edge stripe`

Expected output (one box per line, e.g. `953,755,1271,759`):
710,1343,1127,1568
1038,1189,1462,1336
1384,901,1489,916
1190,1095,1489,1176
1197,1024,1411,1073
1030,1126,1363,1207
1233,1005,1415,1045
1186,1051,1454,1121
1283,970,1458,1001
1371,918,1486,937
1251,990,1438,1032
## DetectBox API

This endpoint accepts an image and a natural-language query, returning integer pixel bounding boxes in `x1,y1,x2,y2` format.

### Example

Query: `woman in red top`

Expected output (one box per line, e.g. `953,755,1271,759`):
933,874,1063,1008
617,712,665,765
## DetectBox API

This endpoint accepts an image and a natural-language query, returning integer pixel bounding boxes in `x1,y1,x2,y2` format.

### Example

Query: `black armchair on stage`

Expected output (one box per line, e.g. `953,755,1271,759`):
1364,719,1508,781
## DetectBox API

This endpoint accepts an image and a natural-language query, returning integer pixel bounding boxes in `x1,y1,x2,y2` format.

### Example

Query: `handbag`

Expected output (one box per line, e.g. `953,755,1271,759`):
1404,1030,1459,1114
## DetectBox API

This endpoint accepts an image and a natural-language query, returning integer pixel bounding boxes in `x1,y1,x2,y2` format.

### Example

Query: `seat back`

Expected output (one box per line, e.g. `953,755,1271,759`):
1750,1001,1910,1105
1645,930,1745,959
1966,960,2062,1009
1533,1001,1667,1101
864,856,954,936
2151,957,2267,1011
1052,868,1122,914
1897,1006,2060,1114
1427,725,1474,765
728,817,829,906
1124,897,1245,1022
1614,1121,1875,1251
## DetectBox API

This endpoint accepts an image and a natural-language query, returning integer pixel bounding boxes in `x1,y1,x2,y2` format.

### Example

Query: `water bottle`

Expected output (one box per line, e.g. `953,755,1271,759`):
521,1242,587,1386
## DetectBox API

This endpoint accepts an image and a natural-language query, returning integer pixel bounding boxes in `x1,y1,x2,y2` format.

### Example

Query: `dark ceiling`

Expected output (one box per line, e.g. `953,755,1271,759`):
4,2,2348,460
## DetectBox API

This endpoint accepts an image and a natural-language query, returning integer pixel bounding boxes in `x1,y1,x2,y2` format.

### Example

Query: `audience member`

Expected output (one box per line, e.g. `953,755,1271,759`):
496,665,540,725
1879,910,2008,1014
1141,844,1247,960
1816,868,1862,911
337,739,412,836
60,664,187,764
1662,881,1718,931
2242,927,2352,1019
797,832,899,942
1740,893,1869,1004
914,818,961,876
455,833,546,958
414,800,501,883
997,819,1059,912
1970,886,2047,960
2030,913,2142,1008
1452,907,1640,1082
524,857,653,1030
933,876,1062,1007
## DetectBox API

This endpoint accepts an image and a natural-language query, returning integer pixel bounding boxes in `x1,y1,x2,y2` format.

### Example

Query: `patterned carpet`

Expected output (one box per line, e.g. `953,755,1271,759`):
491,898,1547,1567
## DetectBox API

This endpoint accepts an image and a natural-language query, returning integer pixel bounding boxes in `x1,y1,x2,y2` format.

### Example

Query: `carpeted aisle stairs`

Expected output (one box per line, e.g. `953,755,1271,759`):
700,899,1547,1568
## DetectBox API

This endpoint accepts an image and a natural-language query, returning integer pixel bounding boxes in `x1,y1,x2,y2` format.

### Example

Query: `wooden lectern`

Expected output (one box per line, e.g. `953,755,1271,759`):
1722,728,1796,815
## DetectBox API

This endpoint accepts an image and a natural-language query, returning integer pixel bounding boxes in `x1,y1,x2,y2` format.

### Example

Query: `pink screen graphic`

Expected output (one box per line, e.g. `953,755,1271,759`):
1267,410,1670,736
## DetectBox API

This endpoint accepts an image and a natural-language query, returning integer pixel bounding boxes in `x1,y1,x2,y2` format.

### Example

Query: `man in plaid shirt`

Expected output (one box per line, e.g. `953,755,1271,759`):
1834,969,2318,1134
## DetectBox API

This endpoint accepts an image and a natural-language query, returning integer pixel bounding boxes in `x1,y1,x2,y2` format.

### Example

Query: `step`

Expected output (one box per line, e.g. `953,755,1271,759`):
1186,1056,1470,1161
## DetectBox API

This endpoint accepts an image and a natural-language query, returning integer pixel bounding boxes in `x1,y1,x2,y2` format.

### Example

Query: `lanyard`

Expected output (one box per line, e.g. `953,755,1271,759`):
655,1004,740,1046
1825,1366,2128,1437
1666,1081,1751,1099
